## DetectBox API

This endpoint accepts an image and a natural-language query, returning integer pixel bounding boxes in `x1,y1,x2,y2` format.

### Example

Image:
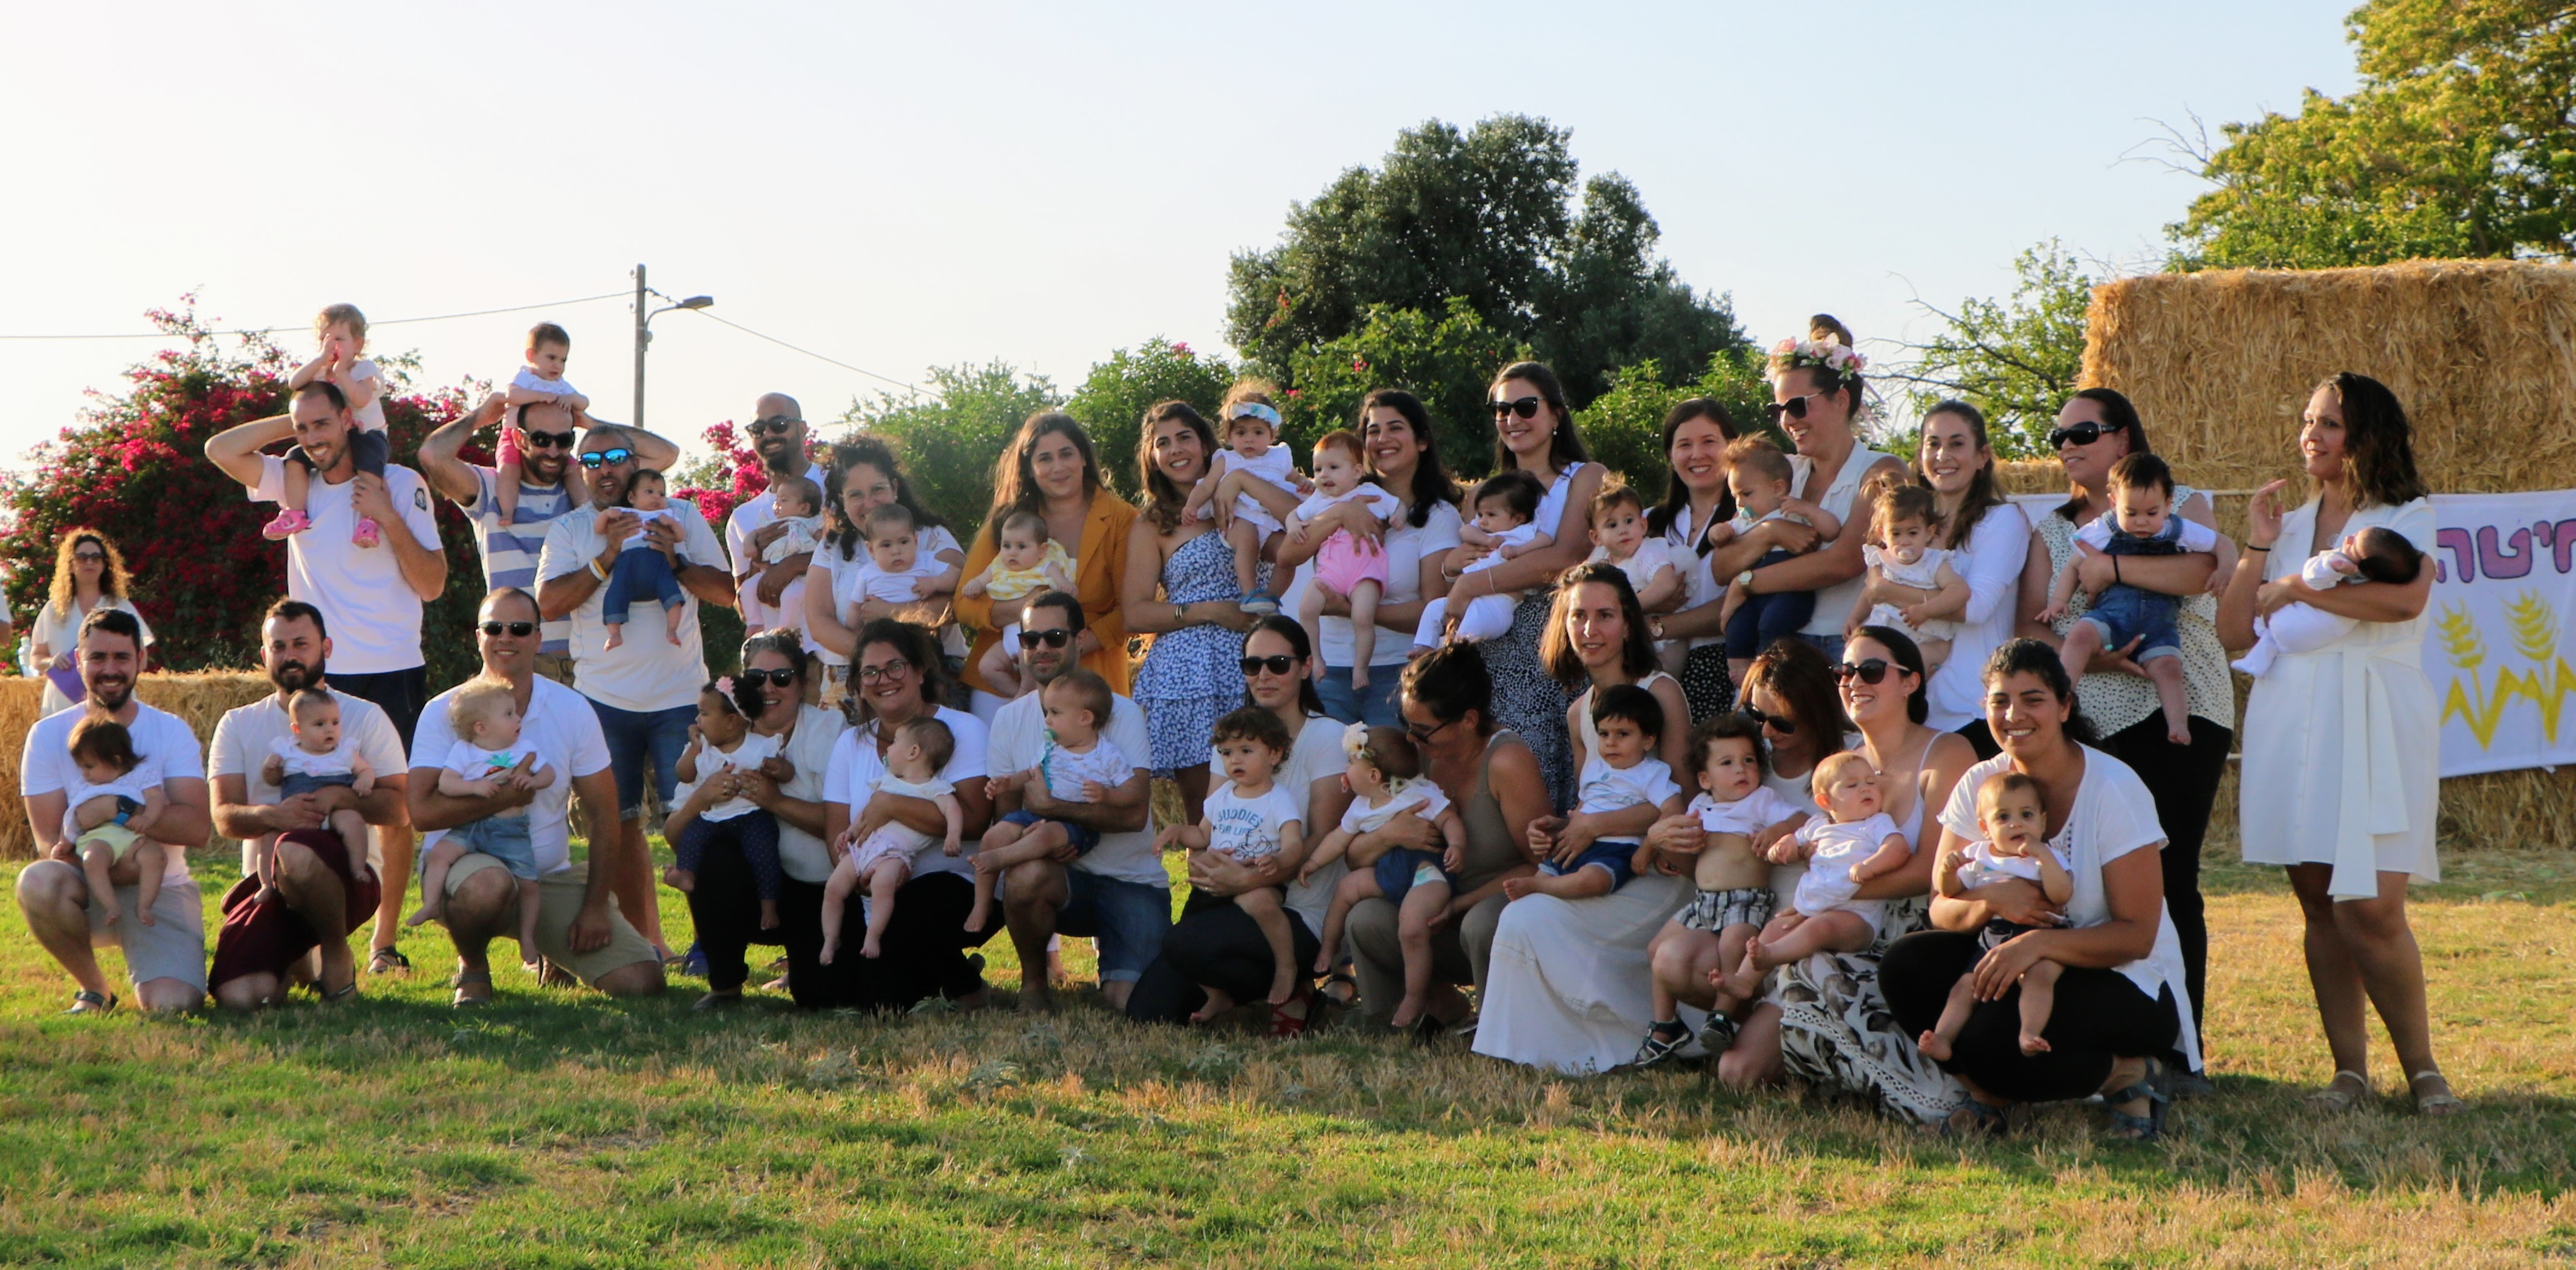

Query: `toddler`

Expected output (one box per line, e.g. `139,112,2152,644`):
1588,483,1684,614
2231,527,2421,678
823,717,963,962
853,503,961,623
1850,485,1968,668
409,679,557,964
1155,708,1306,1026
1304,725,1468,1031
740,475,826,639
601,469,689,650
965,509,1075,700
1920,770,2075,1060
269,303,392,547
1504,684,1684,902
1412,469,1552,648
661,680,792,929
1185,386,1309,613
2036,453,2231,744
1635,715,1811,1062
64,717,169,929
1290,430,1405,689
975,671,1145,930
494,322,594,522
1710,437,1840,686
1719,752,1910,998
253,689,378,906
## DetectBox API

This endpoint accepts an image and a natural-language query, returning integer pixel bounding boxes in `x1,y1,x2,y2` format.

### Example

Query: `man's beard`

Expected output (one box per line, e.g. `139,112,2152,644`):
87,674,134,713
761,436,803,474
270,656,326,694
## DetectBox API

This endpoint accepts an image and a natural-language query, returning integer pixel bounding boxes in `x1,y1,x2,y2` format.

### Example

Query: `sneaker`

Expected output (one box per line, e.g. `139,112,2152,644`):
678,941,708,979
1238,591,1280,616
261,508,313,540
351,516,382,548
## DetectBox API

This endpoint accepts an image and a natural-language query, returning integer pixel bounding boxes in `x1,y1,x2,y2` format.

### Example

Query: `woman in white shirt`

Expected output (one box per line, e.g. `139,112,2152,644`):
1858,402,2030,735
30,530,155,714
800,439,966,704
1640,399,1746,723
2216,372,2458,1117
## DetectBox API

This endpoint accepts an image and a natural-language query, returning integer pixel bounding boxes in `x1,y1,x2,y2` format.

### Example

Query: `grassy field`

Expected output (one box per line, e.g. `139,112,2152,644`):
1,845,2572,1268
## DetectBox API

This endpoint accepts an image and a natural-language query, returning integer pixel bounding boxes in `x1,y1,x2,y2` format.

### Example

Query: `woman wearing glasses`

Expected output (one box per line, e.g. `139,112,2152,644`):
1438,362,1605,807
1124,401,1257,826
30,529,155,713
955,413,1136,719
803,439,965,706
2010,388,2232,1045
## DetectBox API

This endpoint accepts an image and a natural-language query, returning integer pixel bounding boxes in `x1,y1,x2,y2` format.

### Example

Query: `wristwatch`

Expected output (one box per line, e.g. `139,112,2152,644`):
1735,570,1755,587
1648,616,1667,641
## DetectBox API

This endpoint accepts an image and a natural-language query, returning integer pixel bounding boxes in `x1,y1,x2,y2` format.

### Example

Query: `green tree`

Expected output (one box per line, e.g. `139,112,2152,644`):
835,363,1061,543
2168,0,2576,268
1062,339,1237,501
1884,242,2094,459
1270,300,1530,479
1571,349,1779,495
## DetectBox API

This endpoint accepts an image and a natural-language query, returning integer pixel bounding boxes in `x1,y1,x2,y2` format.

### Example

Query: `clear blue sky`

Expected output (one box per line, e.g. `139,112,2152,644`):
0,1,2357,465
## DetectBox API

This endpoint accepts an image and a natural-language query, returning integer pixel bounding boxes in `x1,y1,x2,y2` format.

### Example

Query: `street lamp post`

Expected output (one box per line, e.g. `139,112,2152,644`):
627,263,713,430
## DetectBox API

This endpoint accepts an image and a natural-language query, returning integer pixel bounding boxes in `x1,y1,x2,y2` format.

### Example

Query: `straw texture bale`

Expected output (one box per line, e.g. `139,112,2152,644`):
0,672,270,860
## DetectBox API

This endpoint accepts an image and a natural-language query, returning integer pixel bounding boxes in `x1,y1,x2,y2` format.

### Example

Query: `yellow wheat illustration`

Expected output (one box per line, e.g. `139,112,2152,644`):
2503,591,2575,743
2438,605,2511,747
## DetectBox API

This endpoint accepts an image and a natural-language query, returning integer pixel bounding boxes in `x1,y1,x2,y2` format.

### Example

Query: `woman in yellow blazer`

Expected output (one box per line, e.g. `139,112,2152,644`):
955,411,1136,710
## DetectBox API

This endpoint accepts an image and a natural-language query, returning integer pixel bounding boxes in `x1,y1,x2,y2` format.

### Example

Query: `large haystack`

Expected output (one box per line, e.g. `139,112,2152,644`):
0,673,270,860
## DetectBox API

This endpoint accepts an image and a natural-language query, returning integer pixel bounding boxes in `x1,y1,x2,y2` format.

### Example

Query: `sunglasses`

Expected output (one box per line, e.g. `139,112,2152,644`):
519,428,576,450
73,552,106,562
737,667,797,687
1763,391,1827,425
1021,628,1074,649
1405,715,1459,744
1489,395,1543,420
1833,659,1894,685
748,414,803,436
1739,704,1796,734
1240,654,1299,677
479,620,536,637
2045,419,2128,450
577,448,638,469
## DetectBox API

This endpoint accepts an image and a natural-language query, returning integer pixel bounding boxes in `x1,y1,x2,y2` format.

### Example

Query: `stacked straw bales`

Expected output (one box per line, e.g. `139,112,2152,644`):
0,673,270,860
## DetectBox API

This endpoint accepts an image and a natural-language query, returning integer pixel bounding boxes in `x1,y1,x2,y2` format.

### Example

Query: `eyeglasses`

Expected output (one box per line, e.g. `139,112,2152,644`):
1405,715,1460,744
73,552,106,563
1739,704,1796,734
1021,628,1074,649
478,620,536,636
577,448,638,469
1764,392,1827,425
1240,654,1299,677
1832,659,1893,685
2045,419,2127,450
1489,395,1542,420
748,414,803,436
738,667,797,687
855,660,912,683
519,428,576,450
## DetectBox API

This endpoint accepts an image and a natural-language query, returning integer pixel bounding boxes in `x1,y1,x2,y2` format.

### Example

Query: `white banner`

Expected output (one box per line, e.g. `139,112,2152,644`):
2425,491,2576,778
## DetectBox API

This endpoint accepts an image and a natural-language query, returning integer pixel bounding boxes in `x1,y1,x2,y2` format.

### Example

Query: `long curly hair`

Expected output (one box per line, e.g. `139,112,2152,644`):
48,529,131,616
988,412,1102,540
1136,400,1219,534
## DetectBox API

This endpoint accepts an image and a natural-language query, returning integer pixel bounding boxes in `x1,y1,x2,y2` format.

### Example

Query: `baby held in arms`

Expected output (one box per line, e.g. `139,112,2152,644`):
1919,770,2074,1060
1156,708,1307,1024
965,510,1076,701
1849,484,1967,668
1304,725,1468,1031
1290,430,1405,690
1640,715,1810,1060
822,717,962,964
2230,526,2421,678
1413,469,1551,649
1504,684,1686,902
1715,751,1909,1001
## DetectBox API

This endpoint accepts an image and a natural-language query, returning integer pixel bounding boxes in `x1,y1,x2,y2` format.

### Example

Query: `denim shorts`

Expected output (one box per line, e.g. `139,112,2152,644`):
2076,585,2183,663
1000,809,1099,856
587,697,696,822
1054,869,1173,983
1542,839,1638,889
1316,665,1405,729
278,771,356,800
444,813,537,880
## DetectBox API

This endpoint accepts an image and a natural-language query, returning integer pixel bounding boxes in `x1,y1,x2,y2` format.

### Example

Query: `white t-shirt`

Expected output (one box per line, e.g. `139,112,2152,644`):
986,691,1162,889
1339,782,1451,836
451,465,579,655
510,366,580,404
410,676,612,876
1790,810,1903,918
1284,498,1465,668
618,505,685,552
674,731,785,822
823,706,990,883
442,741,544,818
1589,538,1683,601
61,771,158,844
343,358,388,430
1661,503,1726,652
246,456,444,674
211,689,407,873
812,523,966,667
1463,522,1546,576
1923,502,2033,732
765,705,860,883
1572,755,1682,845
31,597,155,663
21,702,204,883
267,734,361,779
1203,780,1304,866
537,498,730,712
1688,785,1802,838
853,559,950,605
1260,715,1348,931
1956,839,2056,891
2072,515,2222,555
1292,485,1404,532
723,463,829,579
1795,446,1889,640
1036,737,1134,802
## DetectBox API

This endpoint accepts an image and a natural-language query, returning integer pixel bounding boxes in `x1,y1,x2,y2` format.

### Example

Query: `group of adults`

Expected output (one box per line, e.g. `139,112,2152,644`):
15,330,2462,1133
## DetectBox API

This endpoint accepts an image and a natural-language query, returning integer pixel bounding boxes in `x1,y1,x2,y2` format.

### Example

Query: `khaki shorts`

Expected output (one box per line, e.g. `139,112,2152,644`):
445,854,658,987
76,869,207,991
532,652,578,687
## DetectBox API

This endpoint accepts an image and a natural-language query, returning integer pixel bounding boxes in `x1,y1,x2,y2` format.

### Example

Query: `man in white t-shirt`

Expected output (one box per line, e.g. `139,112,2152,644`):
406,588,662,1004
205,379,448,968
536,427,734,959
14,609,214,1014
205,599,413,1010
983,590,1167,1012
724,392,827,627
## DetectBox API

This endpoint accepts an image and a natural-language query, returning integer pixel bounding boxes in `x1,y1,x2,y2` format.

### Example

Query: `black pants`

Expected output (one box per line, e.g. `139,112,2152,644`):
688,839,994,1008
330,665,430,760
1880,929,2180,1103
1127,893,1320,1025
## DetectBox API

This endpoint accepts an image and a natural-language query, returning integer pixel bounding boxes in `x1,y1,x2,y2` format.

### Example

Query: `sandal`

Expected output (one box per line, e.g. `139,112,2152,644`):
2305,1069,2370,1113
1320,972,1359,1008
2409,1070,2467,1117
1940,1098,2010,1138
1268,987,1312,1039
62,988,118,1016
2105,1058,2170,1143
368,946,412,976
450,969,494,1008
1626,1022,1691,1070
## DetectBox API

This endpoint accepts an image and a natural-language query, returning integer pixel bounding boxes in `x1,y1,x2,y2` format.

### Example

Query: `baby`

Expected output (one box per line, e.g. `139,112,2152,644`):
1504,684,1684,902
601,469,689,650
975,671,1145,931
1850,485,1968,668
1304,725,1468,1031
269,303,392,547
253,689,377,906
1636,715,1811,1062
1413,469,1551,649
1156,707,1306,1025
494,322,594,521
965,509,1075,700
1289,430,1405,689
1920,771,2074,1060
1711,437,1841,686
2231,527,2422,678
853,503,962,628
63,717,169,928
1719,752,1910,998
1588,484,1684,615
409,679,557,964
661,680,791,929
739,475,825,639
823,717,963,962
2036,453,2232,744
1185,388,1309,613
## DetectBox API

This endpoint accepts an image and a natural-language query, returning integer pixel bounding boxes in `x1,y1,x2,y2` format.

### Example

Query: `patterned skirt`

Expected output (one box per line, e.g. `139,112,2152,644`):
1769,896,1970,1124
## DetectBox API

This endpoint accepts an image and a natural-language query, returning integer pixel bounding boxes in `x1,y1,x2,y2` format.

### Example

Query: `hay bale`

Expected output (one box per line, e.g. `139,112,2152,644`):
0,672,272,860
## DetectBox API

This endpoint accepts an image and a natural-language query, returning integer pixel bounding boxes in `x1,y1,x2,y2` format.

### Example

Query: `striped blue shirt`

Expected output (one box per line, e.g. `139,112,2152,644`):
456,465,577,654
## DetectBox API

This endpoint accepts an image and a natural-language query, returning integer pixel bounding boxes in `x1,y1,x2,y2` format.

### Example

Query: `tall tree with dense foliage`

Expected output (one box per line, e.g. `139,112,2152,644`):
1885,242,2095,458
833,363,1062,538
1063,339,1237,500
2169,0,2576,268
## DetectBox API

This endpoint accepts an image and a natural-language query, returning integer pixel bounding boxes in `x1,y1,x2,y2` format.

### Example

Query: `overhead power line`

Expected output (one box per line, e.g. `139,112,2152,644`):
0,291,631,341
679,308,925,397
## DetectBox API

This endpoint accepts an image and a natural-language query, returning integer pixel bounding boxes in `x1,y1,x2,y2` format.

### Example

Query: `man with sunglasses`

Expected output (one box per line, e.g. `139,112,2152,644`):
204,600,412,1009
722,393,827,624
980,590,1165,1011
420,394,680,685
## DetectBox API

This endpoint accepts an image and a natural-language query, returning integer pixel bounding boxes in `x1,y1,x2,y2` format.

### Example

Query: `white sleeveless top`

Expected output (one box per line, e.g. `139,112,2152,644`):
1798,445,1892,639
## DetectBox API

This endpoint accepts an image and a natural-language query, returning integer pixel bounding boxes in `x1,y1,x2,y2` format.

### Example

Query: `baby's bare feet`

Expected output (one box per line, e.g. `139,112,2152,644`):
861,936,883,959
1917,1030,1952,1062
2019,1032,2052,1056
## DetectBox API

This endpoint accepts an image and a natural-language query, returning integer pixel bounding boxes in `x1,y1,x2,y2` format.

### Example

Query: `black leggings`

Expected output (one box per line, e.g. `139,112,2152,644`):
1880,929,2181,1103
1127,894,1321,1024
687,839,994,1008
676,812,782,901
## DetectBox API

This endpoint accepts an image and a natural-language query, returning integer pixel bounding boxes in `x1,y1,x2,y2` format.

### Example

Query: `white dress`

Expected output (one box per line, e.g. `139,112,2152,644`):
2238,497,2439,900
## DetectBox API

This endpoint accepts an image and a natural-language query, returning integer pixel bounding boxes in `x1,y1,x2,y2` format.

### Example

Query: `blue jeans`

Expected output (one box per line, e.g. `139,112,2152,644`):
1724,549,1819,659
1316,665,1404,728
1054,871,1172,984
601,546,684,627
588,697,696,821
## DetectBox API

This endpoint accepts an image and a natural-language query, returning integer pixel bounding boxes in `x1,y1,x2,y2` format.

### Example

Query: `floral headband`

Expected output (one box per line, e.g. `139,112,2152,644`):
1341,723,1423,796
1769,335,1868,387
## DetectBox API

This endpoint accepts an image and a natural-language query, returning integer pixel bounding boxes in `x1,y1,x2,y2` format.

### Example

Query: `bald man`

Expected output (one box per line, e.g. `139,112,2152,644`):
725,392,827,629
